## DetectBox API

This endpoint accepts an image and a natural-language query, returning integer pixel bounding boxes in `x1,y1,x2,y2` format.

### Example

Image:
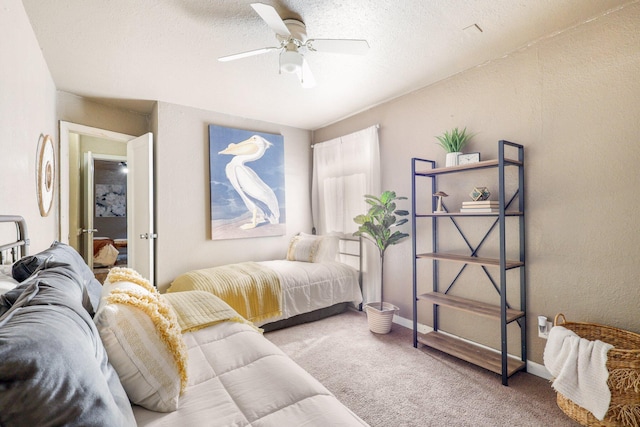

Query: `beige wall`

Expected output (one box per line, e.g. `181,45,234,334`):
313,3,640,365
154,102,312,291
57,91,150,137
0,0,57,252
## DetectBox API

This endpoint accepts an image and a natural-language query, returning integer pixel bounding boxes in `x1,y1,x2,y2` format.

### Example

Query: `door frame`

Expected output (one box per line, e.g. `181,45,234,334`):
58,121,135,244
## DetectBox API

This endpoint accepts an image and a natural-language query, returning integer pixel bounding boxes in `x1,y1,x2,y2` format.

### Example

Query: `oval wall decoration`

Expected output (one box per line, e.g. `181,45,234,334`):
36,134,55,217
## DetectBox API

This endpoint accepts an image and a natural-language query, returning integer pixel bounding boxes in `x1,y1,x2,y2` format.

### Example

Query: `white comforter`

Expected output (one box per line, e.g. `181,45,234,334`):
132,321,368,426
255,260,363,327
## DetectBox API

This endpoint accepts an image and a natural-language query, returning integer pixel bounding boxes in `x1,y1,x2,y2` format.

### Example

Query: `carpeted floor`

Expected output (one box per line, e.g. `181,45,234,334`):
265,309,581,427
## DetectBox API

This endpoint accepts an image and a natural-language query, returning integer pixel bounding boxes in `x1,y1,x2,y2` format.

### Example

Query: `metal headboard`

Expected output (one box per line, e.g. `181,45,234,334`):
338,235,364,310
0,215,29,264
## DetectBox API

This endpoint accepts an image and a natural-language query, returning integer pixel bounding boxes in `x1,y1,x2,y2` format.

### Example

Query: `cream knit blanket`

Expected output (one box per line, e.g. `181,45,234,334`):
544,325,613,420
161,290,260,333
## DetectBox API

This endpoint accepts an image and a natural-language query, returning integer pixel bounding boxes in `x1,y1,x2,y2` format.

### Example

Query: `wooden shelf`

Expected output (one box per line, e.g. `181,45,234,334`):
416,211,523,217
415,158,522,176
418,331,526,377
416,252,524,269
418,292,524,323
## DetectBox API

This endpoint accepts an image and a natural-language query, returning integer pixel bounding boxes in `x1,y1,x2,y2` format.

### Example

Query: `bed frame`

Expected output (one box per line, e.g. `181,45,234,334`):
261,235,363,332
0,215,29,264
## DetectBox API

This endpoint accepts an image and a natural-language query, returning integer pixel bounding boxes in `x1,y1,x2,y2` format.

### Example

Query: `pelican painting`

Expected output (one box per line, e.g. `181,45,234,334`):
219,135,280,229
209,125,286,240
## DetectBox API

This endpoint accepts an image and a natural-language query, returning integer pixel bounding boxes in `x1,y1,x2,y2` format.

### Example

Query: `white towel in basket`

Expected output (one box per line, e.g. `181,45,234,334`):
544,325,614,421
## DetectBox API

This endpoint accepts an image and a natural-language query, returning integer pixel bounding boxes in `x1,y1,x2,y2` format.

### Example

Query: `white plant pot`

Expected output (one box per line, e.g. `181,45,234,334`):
364,302,399,334
445,152,462,167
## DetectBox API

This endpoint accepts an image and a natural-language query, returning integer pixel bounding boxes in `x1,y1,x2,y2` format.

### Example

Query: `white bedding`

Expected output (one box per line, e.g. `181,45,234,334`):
255,260,363,327
132,321,368,426
0,266,18,295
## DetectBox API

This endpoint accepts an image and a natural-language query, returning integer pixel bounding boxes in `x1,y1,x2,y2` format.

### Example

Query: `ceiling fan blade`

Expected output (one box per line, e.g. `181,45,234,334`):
306,39,370,55
250,3,290,37
218,46,279,62
297,57,316,88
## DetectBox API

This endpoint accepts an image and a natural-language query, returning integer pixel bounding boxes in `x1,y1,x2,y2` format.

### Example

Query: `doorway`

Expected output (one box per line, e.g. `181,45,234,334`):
85,156,129,283
59,121,156,284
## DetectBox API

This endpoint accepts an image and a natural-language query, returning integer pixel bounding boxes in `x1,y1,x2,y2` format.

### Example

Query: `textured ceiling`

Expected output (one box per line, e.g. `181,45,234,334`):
22,0,633,130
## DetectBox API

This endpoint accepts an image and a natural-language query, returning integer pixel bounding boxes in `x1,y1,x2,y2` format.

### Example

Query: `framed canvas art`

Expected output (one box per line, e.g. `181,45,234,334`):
209,124,286,240
95,184,126,217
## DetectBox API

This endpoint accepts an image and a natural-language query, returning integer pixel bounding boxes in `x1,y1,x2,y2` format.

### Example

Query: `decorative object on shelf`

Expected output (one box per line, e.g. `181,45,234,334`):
433,191,448,213
435,127,475,167
460,200,499,213
462,201,497,207
36,134,55,217
469,186,490,201
354,191,409,334
457,152,481,165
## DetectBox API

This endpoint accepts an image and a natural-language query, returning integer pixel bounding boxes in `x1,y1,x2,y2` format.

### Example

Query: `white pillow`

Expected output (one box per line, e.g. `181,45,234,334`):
93,268,187,412
286,234,321,262
0,269,18,295
298,232,339,262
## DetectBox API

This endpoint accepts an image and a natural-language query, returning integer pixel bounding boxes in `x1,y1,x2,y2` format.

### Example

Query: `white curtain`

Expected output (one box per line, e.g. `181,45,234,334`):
311,125,381,304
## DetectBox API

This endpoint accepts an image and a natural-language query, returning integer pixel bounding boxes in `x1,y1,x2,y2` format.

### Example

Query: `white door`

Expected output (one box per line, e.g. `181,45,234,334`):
81,151,96,268
127,133,155,283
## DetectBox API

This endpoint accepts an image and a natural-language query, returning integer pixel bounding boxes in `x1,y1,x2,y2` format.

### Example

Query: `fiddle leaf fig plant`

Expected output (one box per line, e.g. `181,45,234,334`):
353,191,410,310
435,127,474,153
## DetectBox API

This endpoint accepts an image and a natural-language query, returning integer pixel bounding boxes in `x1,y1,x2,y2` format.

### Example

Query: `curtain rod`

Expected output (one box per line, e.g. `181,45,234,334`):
311,124,379,148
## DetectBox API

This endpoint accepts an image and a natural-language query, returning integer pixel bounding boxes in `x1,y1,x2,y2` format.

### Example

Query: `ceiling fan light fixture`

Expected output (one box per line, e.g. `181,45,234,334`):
222,3,369,87
280,49,303,74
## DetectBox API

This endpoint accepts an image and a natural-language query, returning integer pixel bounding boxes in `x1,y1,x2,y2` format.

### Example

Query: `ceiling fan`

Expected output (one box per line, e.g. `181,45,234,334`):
218,2,370,88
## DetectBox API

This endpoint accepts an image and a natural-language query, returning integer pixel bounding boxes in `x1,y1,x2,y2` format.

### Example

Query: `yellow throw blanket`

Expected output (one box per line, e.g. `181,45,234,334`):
168,262,282,324
161,291,260,333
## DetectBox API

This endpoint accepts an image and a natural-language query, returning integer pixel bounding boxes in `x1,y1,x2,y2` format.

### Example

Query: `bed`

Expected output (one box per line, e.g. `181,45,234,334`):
0,216,368,426
168,233,364,331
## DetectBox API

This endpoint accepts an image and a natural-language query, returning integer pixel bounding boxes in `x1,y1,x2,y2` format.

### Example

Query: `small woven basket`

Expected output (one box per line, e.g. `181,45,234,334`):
364,302,398,334
553,313,640,427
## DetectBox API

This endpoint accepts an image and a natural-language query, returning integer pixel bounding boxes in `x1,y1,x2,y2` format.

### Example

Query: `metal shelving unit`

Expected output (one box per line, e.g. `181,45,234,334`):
411,140,526,385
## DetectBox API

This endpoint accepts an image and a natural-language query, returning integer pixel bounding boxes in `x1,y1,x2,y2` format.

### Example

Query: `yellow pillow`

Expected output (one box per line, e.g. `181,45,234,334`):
93,268,187,412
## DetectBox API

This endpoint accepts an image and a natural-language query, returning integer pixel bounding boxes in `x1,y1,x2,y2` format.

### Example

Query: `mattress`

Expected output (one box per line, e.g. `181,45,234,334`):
132,321,368,426
255,260,362,327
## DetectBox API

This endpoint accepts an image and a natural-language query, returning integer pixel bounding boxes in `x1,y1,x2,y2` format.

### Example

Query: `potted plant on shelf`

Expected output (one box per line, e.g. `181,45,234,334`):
435,127,474,167
353,191,409,334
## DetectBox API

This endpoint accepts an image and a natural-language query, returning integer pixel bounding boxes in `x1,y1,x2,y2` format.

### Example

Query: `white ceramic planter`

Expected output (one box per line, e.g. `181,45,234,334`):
445,152,462,167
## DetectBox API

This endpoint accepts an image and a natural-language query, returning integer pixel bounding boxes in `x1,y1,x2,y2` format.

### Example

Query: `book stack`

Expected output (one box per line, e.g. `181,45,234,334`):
460,200,500,213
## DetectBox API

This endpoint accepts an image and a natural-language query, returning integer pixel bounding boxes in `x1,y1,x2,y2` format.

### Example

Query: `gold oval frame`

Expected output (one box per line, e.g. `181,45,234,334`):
36,134,55,217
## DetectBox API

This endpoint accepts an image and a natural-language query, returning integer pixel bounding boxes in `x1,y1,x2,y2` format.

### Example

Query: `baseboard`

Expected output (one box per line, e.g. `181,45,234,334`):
526,360,552,380
393,314,552,381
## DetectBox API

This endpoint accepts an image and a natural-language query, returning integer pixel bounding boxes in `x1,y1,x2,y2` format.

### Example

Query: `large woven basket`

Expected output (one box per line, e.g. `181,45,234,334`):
553,313,640,427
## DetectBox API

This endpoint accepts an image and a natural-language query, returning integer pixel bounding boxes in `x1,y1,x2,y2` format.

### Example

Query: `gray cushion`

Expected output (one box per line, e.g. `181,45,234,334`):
0,258,136,426
11,241,102,316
